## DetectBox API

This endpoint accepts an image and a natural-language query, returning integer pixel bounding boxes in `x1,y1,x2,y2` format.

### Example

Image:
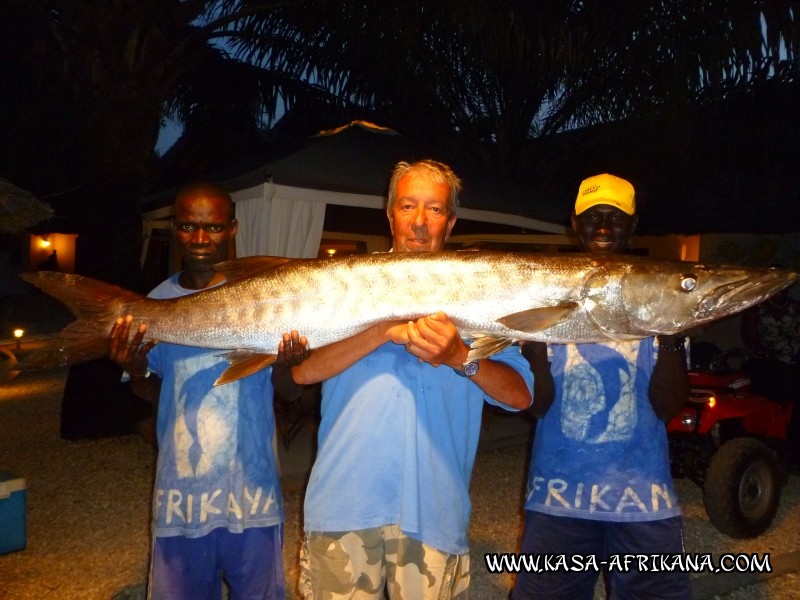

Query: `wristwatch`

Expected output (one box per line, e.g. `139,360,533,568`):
459,360,480,378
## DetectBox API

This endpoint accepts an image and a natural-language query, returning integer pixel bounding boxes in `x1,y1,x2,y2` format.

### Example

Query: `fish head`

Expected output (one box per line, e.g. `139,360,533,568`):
585,258,798,336
687,265,798,324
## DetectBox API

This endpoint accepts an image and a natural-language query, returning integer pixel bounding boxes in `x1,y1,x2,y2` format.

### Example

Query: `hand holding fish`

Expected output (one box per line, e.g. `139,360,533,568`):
276,330,310,366
406,312,465,368
407,311,532,408
386,322,411,346
109,315,157,378
272,330,310,401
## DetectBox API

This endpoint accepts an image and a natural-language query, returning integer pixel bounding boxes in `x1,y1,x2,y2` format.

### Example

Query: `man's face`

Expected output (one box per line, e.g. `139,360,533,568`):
388,174,457,253
571,204,638,254
173,192,237,271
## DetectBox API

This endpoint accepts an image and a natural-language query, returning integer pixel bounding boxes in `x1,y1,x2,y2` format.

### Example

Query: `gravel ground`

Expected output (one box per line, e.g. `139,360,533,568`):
1,367,798,599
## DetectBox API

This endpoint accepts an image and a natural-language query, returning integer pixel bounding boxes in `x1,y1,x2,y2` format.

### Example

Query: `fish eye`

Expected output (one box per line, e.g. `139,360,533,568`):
680,275,697,291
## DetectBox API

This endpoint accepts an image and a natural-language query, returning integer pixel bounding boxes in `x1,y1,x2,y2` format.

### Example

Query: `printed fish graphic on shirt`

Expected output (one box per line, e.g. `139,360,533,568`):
13,251,798,385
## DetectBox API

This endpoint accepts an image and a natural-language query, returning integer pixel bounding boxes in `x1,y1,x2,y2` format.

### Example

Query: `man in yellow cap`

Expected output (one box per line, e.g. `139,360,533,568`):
571,173,638,254
512,174,692,599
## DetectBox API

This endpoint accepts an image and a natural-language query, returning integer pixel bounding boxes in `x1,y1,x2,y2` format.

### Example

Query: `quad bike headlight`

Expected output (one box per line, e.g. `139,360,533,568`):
680,413,698,429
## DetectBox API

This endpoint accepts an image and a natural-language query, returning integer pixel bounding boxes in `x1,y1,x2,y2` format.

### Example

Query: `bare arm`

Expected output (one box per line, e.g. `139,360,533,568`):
649,335,690,421
291,320,409,384
519,341,555,417
407,312,531,409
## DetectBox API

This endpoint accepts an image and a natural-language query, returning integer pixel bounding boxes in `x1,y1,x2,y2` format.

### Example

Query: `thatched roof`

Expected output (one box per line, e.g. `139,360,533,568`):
0,178,53,233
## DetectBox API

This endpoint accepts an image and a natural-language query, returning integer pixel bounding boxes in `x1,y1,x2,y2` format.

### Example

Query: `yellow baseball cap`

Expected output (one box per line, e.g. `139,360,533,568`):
574,173,636,215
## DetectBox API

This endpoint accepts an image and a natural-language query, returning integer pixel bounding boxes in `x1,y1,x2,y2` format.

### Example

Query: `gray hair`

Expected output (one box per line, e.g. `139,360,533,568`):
386,159,461,217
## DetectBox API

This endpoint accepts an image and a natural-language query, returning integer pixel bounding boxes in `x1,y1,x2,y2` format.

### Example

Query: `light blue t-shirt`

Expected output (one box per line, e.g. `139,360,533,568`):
146,274,283,538
304,341,534,555
524,339,681,522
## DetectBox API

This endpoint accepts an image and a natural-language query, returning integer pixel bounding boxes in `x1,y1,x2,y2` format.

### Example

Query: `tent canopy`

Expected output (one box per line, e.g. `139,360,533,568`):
145,121,568,259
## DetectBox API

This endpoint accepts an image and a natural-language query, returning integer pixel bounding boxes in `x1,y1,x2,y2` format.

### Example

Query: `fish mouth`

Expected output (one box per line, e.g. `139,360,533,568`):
695,269,798,320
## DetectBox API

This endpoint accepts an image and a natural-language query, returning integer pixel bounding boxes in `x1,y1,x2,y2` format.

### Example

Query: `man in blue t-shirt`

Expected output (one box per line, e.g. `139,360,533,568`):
512,174,693,599
109,182,307,600
291,160,534,599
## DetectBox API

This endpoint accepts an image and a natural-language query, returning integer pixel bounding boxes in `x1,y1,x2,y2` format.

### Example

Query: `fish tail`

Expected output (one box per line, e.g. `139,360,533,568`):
16,272,145,370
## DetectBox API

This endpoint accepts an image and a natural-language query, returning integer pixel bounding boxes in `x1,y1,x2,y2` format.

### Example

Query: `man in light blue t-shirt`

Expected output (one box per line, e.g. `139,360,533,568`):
512,174,692,599
109,183,307,600
292,160,534,600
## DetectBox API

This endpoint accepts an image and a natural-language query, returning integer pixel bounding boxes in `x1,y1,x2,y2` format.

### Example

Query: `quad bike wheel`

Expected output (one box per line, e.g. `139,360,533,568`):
702,437,781,538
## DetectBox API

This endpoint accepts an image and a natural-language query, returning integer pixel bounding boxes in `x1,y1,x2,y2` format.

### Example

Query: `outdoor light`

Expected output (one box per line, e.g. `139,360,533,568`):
13,328,24,351
39,235,51,248
326,248,336,257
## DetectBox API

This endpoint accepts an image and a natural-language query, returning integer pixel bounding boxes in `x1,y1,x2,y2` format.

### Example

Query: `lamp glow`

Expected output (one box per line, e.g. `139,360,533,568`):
13,328,24,351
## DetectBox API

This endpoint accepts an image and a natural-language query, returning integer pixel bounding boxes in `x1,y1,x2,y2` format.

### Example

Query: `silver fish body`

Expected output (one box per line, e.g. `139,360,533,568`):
17,251,798,383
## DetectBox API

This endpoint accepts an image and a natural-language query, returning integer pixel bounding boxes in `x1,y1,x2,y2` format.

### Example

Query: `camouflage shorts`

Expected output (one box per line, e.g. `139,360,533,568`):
299,524,470,600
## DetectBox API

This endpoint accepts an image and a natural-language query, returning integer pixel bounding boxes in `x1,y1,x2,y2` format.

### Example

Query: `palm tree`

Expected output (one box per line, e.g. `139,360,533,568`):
229,0,798,179
550,1,798,129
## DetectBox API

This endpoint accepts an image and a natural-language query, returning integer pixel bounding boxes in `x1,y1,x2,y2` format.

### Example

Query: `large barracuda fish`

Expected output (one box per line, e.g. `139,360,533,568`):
16,251,798,385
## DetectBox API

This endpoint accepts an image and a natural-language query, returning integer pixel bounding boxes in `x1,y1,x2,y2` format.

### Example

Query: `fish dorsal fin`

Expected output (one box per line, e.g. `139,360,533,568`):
496,303,579,333
214,350,278,386
466,335,515,362
213,256,296,284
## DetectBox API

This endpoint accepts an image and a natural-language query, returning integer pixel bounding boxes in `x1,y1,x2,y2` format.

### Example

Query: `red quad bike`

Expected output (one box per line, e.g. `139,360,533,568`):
667,354,794,538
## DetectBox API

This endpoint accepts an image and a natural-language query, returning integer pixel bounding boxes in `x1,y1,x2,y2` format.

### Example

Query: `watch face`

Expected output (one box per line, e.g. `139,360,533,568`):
463,361,479,377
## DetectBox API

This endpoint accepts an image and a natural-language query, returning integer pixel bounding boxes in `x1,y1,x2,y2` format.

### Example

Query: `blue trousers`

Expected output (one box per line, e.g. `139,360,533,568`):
511,512,692,600
149,525,285,600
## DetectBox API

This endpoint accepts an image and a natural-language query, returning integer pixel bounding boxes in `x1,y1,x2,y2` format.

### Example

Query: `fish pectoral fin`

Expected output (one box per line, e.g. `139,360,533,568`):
467,334,515,362
214,351,278,386
496,303,579,333
213,256,297,284
466,335,515,362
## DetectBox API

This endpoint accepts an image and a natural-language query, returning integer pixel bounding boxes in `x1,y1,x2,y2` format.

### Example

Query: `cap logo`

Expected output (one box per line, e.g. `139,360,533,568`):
583,185,600,195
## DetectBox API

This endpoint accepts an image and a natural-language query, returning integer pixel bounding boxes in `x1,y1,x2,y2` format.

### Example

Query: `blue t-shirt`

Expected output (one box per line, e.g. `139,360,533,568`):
304,341,534,555
146,274,283,538
524,339,680,522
